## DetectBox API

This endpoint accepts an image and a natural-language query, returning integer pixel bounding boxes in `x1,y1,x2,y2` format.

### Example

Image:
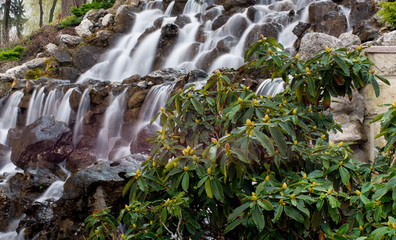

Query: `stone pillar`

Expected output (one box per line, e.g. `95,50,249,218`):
361,46,396,161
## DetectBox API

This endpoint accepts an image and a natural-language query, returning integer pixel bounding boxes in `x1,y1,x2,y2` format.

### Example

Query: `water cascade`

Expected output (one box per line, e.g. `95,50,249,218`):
35,163,71,203
256,78,285,97
73,88,90,147
96,90,127,160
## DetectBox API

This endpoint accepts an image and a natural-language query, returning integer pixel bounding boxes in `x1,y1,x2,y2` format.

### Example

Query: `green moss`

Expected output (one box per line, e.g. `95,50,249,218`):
377,2,396,27
71,0,116,17
0,46,26,61
26,68,42,80
56,16,83,30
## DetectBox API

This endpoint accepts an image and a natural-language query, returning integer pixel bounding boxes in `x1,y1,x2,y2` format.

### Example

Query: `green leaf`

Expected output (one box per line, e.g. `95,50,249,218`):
371,227,389,240
360,194,370,205
191,97,204,114
228,202,250,221
182,172,189,191
284,206,304,223
205,179,213,199
231,149,249,163
387,176,396,190
253,128,275,156
137,178,148,192
372,186,388,200
333,55,350,76
339,166,350,186
337,223,349,235
253,205,265,231
258,199,274,211
269,127,287,156
362,182,373,193
224,218,244,233
272,205,283,223
123,178,135,198
212,179,224,203
327,195,340,208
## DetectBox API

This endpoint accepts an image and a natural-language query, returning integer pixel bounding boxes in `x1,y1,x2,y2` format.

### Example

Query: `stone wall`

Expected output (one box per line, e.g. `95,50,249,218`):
361,46,396,161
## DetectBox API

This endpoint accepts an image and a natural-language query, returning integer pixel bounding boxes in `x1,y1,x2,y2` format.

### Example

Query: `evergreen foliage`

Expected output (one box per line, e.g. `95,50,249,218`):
85,38,396,240
70,0,116,17
0,45,25,61
377,2,396,28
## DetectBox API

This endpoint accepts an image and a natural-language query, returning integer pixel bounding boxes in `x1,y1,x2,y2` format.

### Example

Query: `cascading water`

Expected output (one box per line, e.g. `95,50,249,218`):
96,90,127,160
55,88,74,125
73,88,90,147
256,78,285,97
78,0,349,83
26,87,46,125
129,82,176,154
35,162,71,203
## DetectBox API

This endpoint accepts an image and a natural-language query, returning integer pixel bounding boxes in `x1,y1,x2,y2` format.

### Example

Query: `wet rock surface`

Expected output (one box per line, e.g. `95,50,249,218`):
8,116,74,170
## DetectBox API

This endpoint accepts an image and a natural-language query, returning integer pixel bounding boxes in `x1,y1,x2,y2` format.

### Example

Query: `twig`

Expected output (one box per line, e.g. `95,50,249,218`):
176,212,183,240
159,218,175,237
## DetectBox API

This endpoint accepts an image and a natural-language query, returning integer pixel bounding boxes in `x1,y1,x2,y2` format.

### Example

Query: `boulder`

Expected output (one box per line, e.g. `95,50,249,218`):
128,89,149,108
298,33,341,60
45,43,72,65
8,116,74,170
308,1,339,25
223,14,249,38
88,30,114,48
72,45,104,72
130,124,160,154
212,15,230,30
75,18,94,38
85,9,107,23
373,30,396,46
349,0,376,28
268,0,295,11
58,34,83,47
66,148,96,172
292,22,311,39
353,19,378,42
0,144,10,169
318,11,347,37
113,5,136,33
214,0,256,12
59,67,80,82
329,120,367,143
6,65,29,79
102,13,115,27
338,32,361,48
153,23,179,70
174,15,192,28
163,0,189,16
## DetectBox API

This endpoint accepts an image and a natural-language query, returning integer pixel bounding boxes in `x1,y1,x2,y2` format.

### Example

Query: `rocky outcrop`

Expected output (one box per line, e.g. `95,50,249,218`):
308,1,347,37
298,33,341,59
8,116,74,170
153,23,179,70
113,5,137,33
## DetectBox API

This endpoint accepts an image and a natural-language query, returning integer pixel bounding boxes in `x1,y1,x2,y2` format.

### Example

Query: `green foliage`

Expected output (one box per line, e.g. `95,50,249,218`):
56,16,83,30
377,2,396,28
26,68,42,80
0,46,25,61
245,37,389,107
372,101,396,153
71,0,116,17
85,39,396,239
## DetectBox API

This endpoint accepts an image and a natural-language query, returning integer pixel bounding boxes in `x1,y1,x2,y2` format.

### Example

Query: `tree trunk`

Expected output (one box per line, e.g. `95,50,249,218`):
16,0,24,38
39,0,44,27
49,0,58,23
2,0,11,44
61,0,84,17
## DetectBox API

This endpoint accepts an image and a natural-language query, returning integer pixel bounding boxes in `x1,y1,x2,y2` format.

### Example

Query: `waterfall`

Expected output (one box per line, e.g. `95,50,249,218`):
95,90,127,160
73,89,90,147
256,78,285,97
0,91,24,145
26,87,45,125
35,162,71,203
129,82,176,154
55,88,74,125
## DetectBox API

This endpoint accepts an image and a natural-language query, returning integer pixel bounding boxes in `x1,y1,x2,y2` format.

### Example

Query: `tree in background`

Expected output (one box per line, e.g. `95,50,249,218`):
48,0,58,23
0,0,26,45
2,0,11,44
61,0,84,17
10,0,26,38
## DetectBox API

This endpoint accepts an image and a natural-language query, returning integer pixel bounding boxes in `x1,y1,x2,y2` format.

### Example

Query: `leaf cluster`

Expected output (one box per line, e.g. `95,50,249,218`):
245,37,389,107
377,2,396,28
71,0,116,17
85,39,396,240
0,45,25,61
